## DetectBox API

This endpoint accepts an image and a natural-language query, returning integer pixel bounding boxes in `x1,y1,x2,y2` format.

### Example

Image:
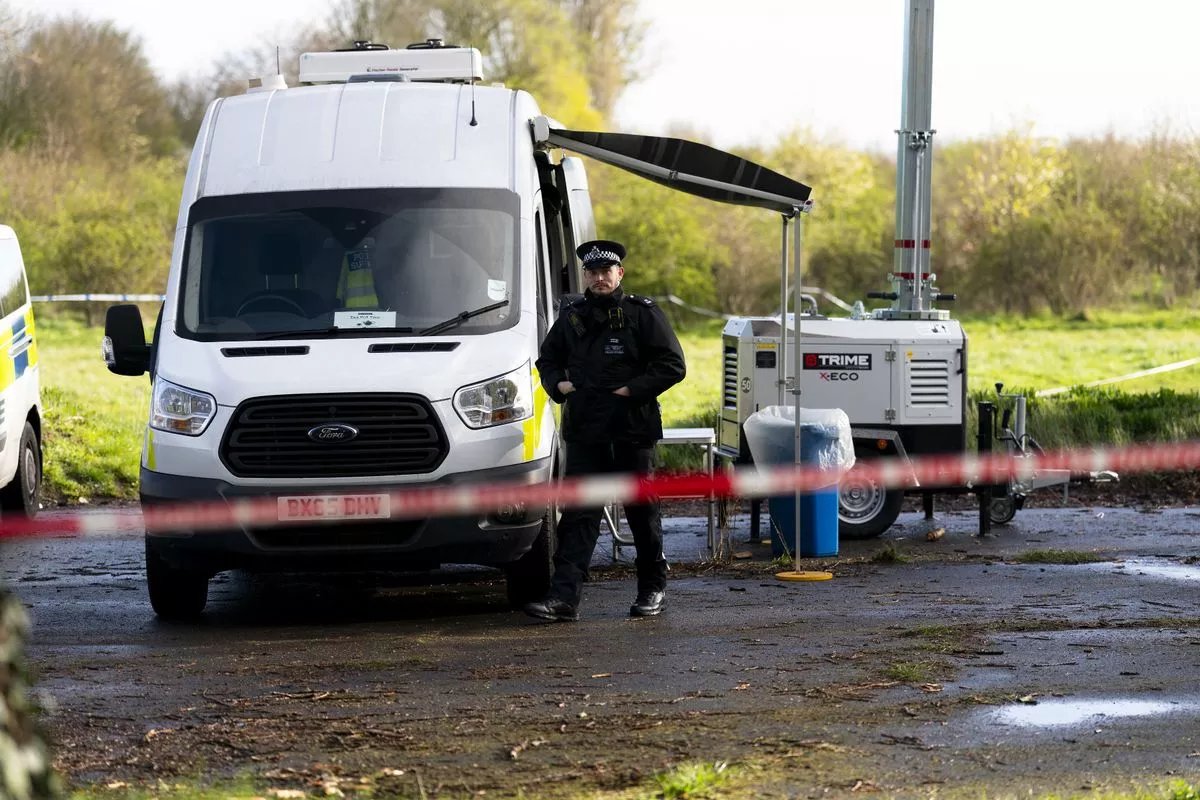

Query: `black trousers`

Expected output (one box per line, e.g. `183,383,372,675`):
549,439,667,607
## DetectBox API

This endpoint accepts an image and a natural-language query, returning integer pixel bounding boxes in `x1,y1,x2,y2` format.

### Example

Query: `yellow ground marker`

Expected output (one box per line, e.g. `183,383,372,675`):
775,570,834,582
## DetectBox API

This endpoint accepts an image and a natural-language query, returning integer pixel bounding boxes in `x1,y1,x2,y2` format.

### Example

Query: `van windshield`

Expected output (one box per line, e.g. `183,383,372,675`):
177,188,519,340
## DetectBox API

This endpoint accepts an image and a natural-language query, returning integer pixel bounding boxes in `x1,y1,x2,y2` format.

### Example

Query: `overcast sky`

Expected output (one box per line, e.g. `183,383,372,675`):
13,0,1200,152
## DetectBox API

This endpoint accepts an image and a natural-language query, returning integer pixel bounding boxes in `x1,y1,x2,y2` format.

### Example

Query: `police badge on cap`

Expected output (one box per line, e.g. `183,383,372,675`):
576,239,626,270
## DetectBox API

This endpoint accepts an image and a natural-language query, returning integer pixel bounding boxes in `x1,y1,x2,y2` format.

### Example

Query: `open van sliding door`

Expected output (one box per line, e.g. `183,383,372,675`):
556,156,595,286
535,152,592,300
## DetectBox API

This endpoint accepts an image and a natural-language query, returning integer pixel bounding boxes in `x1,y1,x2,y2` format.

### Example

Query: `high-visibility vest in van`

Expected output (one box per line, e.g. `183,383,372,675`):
336,246,379,309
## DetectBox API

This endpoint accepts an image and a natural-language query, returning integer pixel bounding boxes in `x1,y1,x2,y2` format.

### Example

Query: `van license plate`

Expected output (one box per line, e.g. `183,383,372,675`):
277,494,391,522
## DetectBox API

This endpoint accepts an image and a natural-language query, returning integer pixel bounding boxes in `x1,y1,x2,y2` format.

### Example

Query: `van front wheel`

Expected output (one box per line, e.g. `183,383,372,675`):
0,422,40,517
504,511,556,609
145,542,209,621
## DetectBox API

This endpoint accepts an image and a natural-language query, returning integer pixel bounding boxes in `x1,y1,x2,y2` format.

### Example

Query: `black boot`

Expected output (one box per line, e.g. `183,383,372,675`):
630,590,665,617
524,597,579,622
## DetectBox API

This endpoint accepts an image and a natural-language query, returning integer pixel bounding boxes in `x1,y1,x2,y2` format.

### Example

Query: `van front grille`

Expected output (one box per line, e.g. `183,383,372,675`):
221,346,309,357
368,342,459,353
220,393,447,478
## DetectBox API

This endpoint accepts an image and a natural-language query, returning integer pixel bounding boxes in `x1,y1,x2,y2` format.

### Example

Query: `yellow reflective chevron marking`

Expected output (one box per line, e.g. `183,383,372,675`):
0,306,35,392
523,367,549,461
145,429,157,470
0,323,13,392
23,308,38,370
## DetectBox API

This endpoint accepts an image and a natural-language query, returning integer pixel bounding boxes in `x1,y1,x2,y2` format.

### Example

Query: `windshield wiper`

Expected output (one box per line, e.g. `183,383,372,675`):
255,325,415,340
418,300,509,336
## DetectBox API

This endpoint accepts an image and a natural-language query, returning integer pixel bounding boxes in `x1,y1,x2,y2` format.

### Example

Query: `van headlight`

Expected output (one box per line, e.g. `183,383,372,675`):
150,378,217,436
453,363,533,429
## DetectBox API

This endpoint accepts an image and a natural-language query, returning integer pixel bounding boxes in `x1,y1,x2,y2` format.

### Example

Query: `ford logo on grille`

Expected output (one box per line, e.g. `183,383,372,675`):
307,423,359,443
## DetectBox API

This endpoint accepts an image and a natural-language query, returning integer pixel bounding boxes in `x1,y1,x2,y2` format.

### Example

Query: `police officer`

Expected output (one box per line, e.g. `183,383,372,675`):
526,239,686,622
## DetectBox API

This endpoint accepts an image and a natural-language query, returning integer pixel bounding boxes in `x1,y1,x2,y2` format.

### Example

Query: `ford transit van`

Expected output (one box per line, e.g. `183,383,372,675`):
103,41,595,619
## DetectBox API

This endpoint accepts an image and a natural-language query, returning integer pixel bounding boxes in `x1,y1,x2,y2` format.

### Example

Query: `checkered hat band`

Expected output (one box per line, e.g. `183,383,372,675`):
584,249,620,264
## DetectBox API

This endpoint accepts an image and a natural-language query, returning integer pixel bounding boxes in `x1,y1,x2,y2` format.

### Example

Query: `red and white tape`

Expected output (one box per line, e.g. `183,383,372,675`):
2,441,1197,541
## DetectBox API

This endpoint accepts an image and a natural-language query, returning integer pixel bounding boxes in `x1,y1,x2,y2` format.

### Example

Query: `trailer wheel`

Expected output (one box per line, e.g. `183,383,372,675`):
838,454,904,540
988,495,1018,526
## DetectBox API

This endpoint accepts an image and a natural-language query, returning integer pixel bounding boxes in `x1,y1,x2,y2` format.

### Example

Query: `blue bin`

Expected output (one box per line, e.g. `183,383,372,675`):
768,489,839,558
756,419,843,559
744,407,849,560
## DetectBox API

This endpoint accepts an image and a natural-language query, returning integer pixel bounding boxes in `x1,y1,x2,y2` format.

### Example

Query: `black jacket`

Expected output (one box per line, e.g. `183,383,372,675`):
536,287,686,445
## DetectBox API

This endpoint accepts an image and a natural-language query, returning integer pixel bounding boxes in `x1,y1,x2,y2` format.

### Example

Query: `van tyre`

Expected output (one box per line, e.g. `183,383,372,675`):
838,451,904,540
504,510,556,609
0,422,40,517
145,541,209,621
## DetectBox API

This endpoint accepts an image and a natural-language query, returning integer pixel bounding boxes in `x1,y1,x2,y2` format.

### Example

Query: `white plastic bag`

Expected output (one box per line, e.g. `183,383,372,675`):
743,405,855,487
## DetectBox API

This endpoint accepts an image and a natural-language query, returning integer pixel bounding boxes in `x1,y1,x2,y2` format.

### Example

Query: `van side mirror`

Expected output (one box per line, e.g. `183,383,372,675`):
103,304,151,376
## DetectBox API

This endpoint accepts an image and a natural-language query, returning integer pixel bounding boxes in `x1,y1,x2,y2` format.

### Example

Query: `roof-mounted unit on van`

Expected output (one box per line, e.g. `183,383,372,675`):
298,39,484,85
246,73,287,93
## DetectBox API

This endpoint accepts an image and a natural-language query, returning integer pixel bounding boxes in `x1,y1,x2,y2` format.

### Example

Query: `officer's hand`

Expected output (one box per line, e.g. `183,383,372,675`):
613,386,631,397
557,381,576,395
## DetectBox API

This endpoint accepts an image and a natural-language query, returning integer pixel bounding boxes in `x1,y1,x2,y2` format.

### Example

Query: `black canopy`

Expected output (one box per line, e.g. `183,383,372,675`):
545,127,812,215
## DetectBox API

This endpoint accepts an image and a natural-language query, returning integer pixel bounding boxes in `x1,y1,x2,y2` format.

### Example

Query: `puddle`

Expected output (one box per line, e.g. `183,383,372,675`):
993,698,1200,728
1096,559,1200,582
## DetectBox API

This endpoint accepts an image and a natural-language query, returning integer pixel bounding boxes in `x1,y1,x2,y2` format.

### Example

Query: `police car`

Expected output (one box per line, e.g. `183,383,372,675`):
0,225,42,518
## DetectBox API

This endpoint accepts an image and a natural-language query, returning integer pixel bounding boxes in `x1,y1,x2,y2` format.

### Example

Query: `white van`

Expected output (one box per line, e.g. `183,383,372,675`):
102,41,596,619
0,225,42,518
103,40,812,620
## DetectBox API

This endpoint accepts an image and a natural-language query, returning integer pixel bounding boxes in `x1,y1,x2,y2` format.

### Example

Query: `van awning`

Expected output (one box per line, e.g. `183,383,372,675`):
538,124,812,215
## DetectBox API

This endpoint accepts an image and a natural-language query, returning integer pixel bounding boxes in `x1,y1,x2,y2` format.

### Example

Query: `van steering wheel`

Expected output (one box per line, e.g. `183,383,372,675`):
236,294,308,316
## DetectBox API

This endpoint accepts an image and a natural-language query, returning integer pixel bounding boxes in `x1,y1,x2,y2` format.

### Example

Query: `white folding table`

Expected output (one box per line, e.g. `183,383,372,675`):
606,427,717,558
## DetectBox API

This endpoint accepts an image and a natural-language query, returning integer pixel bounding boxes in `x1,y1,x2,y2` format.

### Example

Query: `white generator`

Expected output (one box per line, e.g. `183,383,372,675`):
721,313,966,459
719,303,968,539
717,298,1118,539
720,311,964,453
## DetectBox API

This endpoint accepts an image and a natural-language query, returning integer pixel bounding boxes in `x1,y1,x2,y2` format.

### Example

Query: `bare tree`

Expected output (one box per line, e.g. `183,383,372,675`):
0,14,178,160
316,0,644,123
167,75,218,148
324,0,435,46
312,0,602,126
556,0,646,118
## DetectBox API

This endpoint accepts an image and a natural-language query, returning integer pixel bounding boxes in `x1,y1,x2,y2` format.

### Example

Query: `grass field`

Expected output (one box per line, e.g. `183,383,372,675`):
37,318,150,504
30,308,1200,504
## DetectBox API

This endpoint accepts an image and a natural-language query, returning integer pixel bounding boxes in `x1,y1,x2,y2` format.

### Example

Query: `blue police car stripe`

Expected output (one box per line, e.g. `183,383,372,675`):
13,346,28,380
11,315,30,379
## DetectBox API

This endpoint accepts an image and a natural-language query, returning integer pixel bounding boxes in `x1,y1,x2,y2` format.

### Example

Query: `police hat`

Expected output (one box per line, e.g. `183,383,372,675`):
577,239,626,270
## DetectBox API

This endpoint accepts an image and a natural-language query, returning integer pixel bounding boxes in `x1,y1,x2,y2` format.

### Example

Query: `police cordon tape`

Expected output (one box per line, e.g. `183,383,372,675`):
30,293,166,303
2,440,1197,541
